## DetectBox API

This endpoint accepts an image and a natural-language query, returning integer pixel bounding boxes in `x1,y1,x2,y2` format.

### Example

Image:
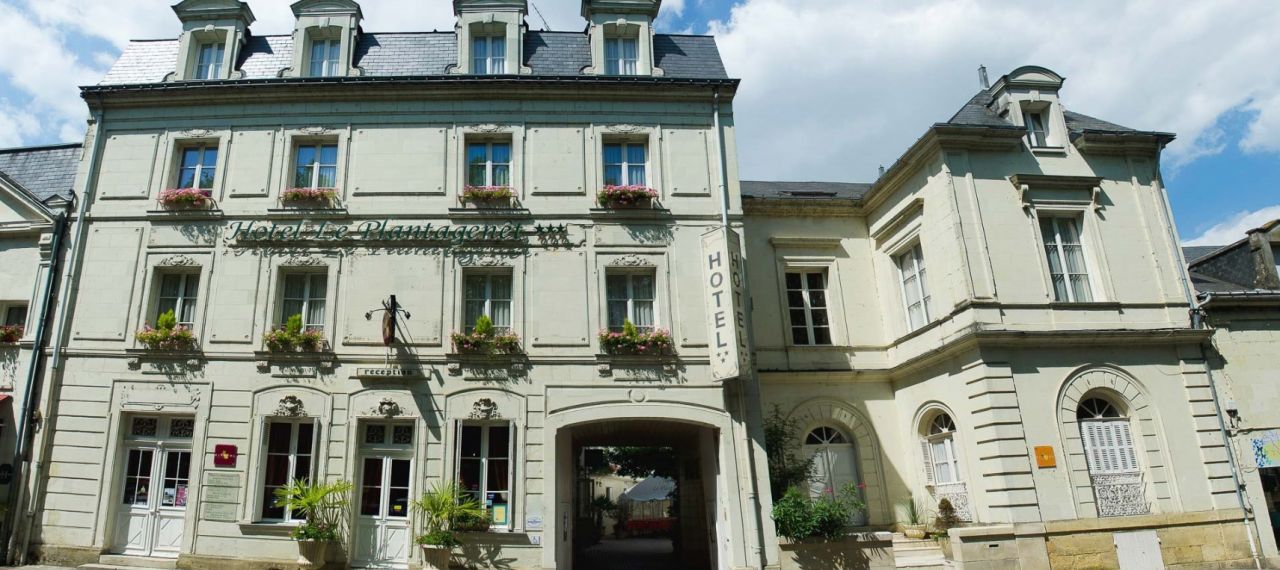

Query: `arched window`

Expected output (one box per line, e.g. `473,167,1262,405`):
922,413,961,485
803,426,858,498
1076,395,1147,516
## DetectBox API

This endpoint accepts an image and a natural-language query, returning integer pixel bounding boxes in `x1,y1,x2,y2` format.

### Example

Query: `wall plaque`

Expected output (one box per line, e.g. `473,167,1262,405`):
205,472,241,488
202,502,237,522
355,367,424,379
214,444,238,467
1034,445,1057,468
205,486,239,503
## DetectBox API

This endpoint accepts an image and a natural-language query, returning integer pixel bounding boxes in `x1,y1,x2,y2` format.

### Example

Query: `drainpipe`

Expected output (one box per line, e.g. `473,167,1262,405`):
1,206,69,563
9,108,107,565
713,87,729,227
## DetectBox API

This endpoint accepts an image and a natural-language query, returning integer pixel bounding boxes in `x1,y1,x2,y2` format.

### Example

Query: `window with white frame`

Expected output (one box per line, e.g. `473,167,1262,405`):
602,142,647,187
157,273,200,327
308,38,342,77
281,273,327,331
293,143,338,189
472,35,507,75
604,36,639,75
606,272,656,332
260,420,316,521
177,145,218,189
897,244,931,331
920,413,961,485
1077,398,1139,474
3,304,27,328
466,141,511,187
464,272,512,332
785,270,831,346
1040,215,1093,302
195,42,224,80
457,423,513,527
1024,110,1049,147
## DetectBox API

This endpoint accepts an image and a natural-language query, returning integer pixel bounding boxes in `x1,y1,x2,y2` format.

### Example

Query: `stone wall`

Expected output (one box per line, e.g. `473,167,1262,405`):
776,532,896,570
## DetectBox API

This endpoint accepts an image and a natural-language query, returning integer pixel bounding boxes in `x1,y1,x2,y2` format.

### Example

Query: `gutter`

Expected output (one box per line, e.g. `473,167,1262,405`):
81,74,742,95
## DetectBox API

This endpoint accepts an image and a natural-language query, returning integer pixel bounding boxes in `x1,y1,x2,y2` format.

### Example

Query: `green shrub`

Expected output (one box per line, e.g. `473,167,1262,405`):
771,483,867,541
764,406,815,501
451,315,522,354
263,314,326,352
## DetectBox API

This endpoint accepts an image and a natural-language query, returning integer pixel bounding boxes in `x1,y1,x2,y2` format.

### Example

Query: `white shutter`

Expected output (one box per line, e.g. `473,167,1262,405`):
1081,420,1140,475
920,440,935,485
1081,421,1104,474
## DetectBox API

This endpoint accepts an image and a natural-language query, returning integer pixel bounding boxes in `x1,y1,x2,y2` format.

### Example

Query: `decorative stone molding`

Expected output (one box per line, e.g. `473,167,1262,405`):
447,362,463,376
282,255,327,267
457,255,511,267
605,124,644,134
470,398,501,420
468,124,509,133
275,395,306,417
158,255,200,267
298,126,335,136
606,254,656,267
374,398,402,418
121,383,203,411
179,128,215,138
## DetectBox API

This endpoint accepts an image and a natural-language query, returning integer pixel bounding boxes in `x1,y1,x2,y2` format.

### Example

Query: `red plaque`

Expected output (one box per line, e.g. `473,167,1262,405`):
214,444,238,468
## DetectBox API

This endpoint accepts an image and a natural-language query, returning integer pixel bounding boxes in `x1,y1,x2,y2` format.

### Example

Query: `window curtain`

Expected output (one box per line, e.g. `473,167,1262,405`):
632,274,654,329
491,143,511,186
306,274,327,330
603,144,623,186
489,275,512,328
626,144,647,186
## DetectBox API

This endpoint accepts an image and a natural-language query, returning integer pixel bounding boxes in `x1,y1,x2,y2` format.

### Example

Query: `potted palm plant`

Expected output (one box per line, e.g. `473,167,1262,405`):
899,495,927,539
273,478,353,568
412,480,487,570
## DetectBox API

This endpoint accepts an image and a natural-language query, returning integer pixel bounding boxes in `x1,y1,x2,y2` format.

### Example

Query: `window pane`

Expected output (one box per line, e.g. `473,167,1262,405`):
631,274,654,299
810,307,829,326
309,274,328,299
808,289,827,308
626,144,646,165
491,143,511,165
297,423,314,458
160,274,183,297
491,37,506,71
487,459,510,491
812,327,831,345
319,144,338,166
603,144,623,165
806,272,824,290
604,165,623,187
459,460,482,493
789,309,808,326
461,425,482,458
607,301,628,330
785,273,802,289
361,457,382,516
3,306,26,327
492,164,510,187
488,426,510,458
786,291,805,309
633,300,654,329
181,148,201,169
606,275,628,299
791,327,810,345
627,164,646,186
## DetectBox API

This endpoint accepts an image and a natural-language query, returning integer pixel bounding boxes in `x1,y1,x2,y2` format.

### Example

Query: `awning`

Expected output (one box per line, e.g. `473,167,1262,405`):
621,477,674,502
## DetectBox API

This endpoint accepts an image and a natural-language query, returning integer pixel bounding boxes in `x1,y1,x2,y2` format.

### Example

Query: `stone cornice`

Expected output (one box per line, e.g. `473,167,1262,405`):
860,125,1026,213
743,198,860,218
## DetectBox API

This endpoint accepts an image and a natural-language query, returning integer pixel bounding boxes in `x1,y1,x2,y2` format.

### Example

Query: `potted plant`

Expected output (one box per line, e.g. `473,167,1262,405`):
411,480,487,570
461,185,514,207
158,187,212,209
0,325,22,344
597,185,658,208
263,314,327,353
136,309,197,351
598,320,673,355
898,495,926,539
282,187,339,207
272,478,353,568
450,315,521,355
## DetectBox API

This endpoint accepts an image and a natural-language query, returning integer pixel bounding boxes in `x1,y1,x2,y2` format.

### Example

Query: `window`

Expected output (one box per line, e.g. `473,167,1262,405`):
921,413,961,485
466,141,511,187
604,36,638,75
260,421,315,521
1024,111,1049,147
603,143,646,187
3,304,26,328
472,35,506,75
177,146,217,190
157,273,200,327
802,426,865,523
606,272,655,332
309,38,341,77
293,143,338,189
1077,396,1147,517
897,244,931,331
281,273,327,331
1040,216,1093,302
195,42,224,80
457,423,513,527
786,271,831,346
464,273,512,332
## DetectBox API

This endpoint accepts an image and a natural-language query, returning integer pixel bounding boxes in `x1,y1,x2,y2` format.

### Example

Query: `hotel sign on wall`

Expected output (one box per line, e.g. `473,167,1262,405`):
223,219,569,245
701,227,749,381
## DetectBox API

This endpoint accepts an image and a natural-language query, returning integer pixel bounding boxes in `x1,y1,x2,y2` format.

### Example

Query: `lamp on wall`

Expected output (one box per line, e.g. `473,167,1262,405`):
365,295,411,346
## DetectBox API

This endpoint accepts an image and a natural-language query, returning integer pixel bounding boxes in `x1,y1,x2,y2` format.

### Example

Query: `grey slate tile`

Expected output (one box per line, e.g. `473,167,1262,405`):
0,144,82,203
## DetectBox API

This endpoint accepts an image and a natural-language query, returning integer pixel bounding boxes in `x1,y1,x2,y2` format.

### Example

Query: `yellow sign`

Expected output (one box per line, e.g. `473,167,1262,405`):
1035,446,1056,468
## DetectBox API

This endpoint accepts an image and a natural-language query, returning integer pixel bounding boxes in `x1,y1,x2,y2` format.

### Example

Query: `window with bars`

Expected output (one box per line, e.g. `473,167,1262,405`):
602,143,647,187
606,272,656,332
260,421,316,521
457,423,513,528
157,273,199,327
466,141,512,187
1024,111,1050,147
604,36,639,75
785,271,831,346
464,273,513,332
309,38,342,77
1040,216,1093,302
177,146,218,189
194,42,224,80
920,413,961,485
281,273,327,331
472,35,507,74
293,143,338,189
897,244,931,331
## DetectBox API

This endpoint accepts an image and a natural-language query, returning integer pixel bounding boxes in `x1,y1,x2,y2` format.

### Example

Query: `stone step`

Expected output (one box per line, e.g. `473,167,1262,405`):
84,554,178,570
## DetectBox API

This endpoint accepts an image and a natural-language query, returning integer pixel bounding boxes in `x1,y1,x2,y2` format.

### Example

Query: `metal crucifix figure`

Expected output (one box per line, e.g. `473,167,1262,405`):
365,295,411,346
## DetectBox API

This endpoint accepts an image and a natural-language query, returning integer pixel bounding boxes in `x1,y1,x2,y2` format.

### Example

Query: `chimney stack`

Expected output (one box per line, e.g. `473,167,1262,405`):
978,65,990,90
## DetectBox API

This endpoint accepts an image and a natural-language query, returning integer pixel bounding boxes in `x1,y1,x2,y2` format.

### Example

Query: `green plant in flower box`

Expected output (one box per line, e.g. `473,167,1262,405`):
263,314,326,352
598,320,673,355
450,315,521,354
136,309,197,350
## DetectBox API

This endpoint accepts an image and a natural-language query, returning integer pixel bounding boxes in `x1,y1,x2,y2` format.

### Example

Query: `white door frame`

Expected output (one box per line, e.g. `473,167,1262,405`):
111,416,195,558
352,421,415,569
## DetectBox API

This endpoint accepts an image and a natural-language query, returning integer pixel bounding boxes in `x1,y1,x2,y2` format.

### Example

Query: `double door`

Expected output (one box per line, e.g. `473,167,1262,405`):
114,446,191,557
353,422,415,568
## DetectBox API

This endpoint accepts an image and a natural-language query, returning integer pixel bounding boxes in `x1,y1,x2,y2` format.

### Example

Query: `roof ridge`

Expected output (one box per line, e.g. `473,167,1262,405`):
0,142,83,153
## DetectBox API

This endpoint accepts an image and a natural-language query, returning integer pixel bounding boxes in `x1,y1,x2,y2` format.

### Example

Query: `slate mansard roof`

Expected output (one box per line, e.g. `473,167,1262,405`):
100,31,729,85
0,143,82,204
945,89,1157,138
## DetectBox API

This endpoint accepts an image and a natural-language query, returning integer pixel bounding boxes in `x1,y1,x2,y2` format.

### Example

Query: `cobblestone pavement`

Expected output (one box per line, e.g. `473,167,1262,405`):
580,538,688,570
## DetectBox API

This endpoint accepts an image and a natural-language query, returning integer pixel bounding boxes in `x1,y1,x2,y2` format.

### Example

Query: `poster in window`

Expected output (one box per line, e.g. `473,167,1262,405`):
492,504,508,526
175,485,188,507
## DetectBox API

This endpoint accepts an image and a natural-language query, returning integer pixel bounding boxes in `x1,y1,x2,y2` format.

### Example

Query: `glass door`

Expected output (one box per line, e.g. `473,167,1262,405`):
353,423,414,569
112,416,194,558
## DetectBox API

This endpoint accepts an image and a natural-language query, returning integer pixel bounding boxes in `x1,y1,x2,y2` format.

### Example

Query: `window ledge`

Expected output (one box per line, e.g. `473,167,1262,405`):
1047,301,1122,310
447,207,532,220
238,522,299,537
264,207,349,220
123,348,206,370
786,344,850,352
588,205,672,221
252,350,336,371
145,208,224,220
1029,146,1069,155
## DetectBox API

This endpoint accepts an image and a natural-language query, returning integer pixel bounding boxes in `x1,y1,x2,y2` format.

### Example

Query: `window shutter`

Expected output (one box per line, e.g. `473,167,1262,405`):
920,440,935,485
1081,421,1103,474
1115,420,1138,472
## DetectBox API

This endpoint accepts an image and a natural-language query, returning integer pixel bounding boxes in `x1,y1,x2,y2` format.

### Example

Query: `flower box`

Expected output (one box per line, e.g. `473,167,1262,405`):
137,309,198,351
263,315,327,353
462,186,515,207
281,187,339,206
450,315,521,355
0,325,22,344
158,188,213,209
599,324,673,356
597,185,658,208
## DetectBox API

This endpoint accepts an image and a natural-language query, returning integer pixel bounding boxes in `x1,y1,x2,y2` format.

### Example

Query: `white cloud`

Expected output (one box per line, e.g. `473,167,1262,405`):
710,0,1280,182
1185,206,1280,246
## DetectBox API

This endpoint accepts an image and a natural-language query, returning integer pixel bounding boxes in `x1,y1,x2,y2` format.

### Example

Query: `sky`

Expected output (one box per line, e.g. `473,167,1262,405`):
0,0,1277,246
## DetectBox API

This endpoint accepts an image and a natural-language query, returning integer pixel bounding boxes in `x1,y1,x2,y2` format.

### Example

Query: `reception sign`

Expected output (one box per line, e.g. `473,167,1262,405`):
701,227,749,381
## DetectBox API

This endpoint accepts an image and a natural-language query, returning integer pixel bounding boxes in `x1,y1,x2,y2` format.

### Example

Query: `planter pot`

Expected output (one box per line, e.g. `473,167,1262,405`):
602,197,652,209
421,544,451,570
902,525,926,539
296,539,330,567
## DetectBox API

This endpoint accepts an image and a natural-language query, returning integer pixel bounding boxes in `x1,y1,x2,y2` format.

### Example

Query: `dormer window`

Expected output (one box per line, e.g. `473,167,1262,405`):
195,42,224,80
472,35,507,75
309,39,342,77
605,36,639,76
1024,111,1049,148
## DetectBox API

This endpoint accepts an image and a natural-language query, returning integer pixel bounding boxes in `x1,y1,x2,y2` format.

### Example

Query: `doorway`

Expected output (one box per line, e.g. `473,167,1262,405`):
352,422,415,569
112,415,195,558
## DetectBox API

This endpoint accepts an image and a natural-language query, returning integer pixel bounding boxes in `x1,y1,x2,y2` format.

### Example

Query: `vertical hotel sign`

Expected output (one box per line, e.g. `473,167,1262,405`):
702,227,749,381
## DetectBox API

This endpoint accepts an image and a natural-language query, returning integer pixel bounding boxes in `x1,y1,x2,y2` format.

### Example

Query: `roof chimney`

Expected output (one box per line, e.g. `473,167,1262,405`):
978,65,990,90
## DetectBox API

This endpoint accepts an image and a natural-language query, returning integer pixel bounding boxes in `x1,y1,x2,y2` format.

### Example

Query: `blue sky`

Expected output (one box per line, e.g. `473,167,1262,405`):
0,0,1277,246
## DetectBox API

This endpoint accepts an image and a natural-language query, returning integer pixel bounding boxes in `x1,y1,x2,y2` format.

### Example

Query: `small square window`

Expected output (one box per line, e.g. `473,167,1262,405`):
309,39,342,77
472,35,507,75
606,272,656,332
157,273,200,327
